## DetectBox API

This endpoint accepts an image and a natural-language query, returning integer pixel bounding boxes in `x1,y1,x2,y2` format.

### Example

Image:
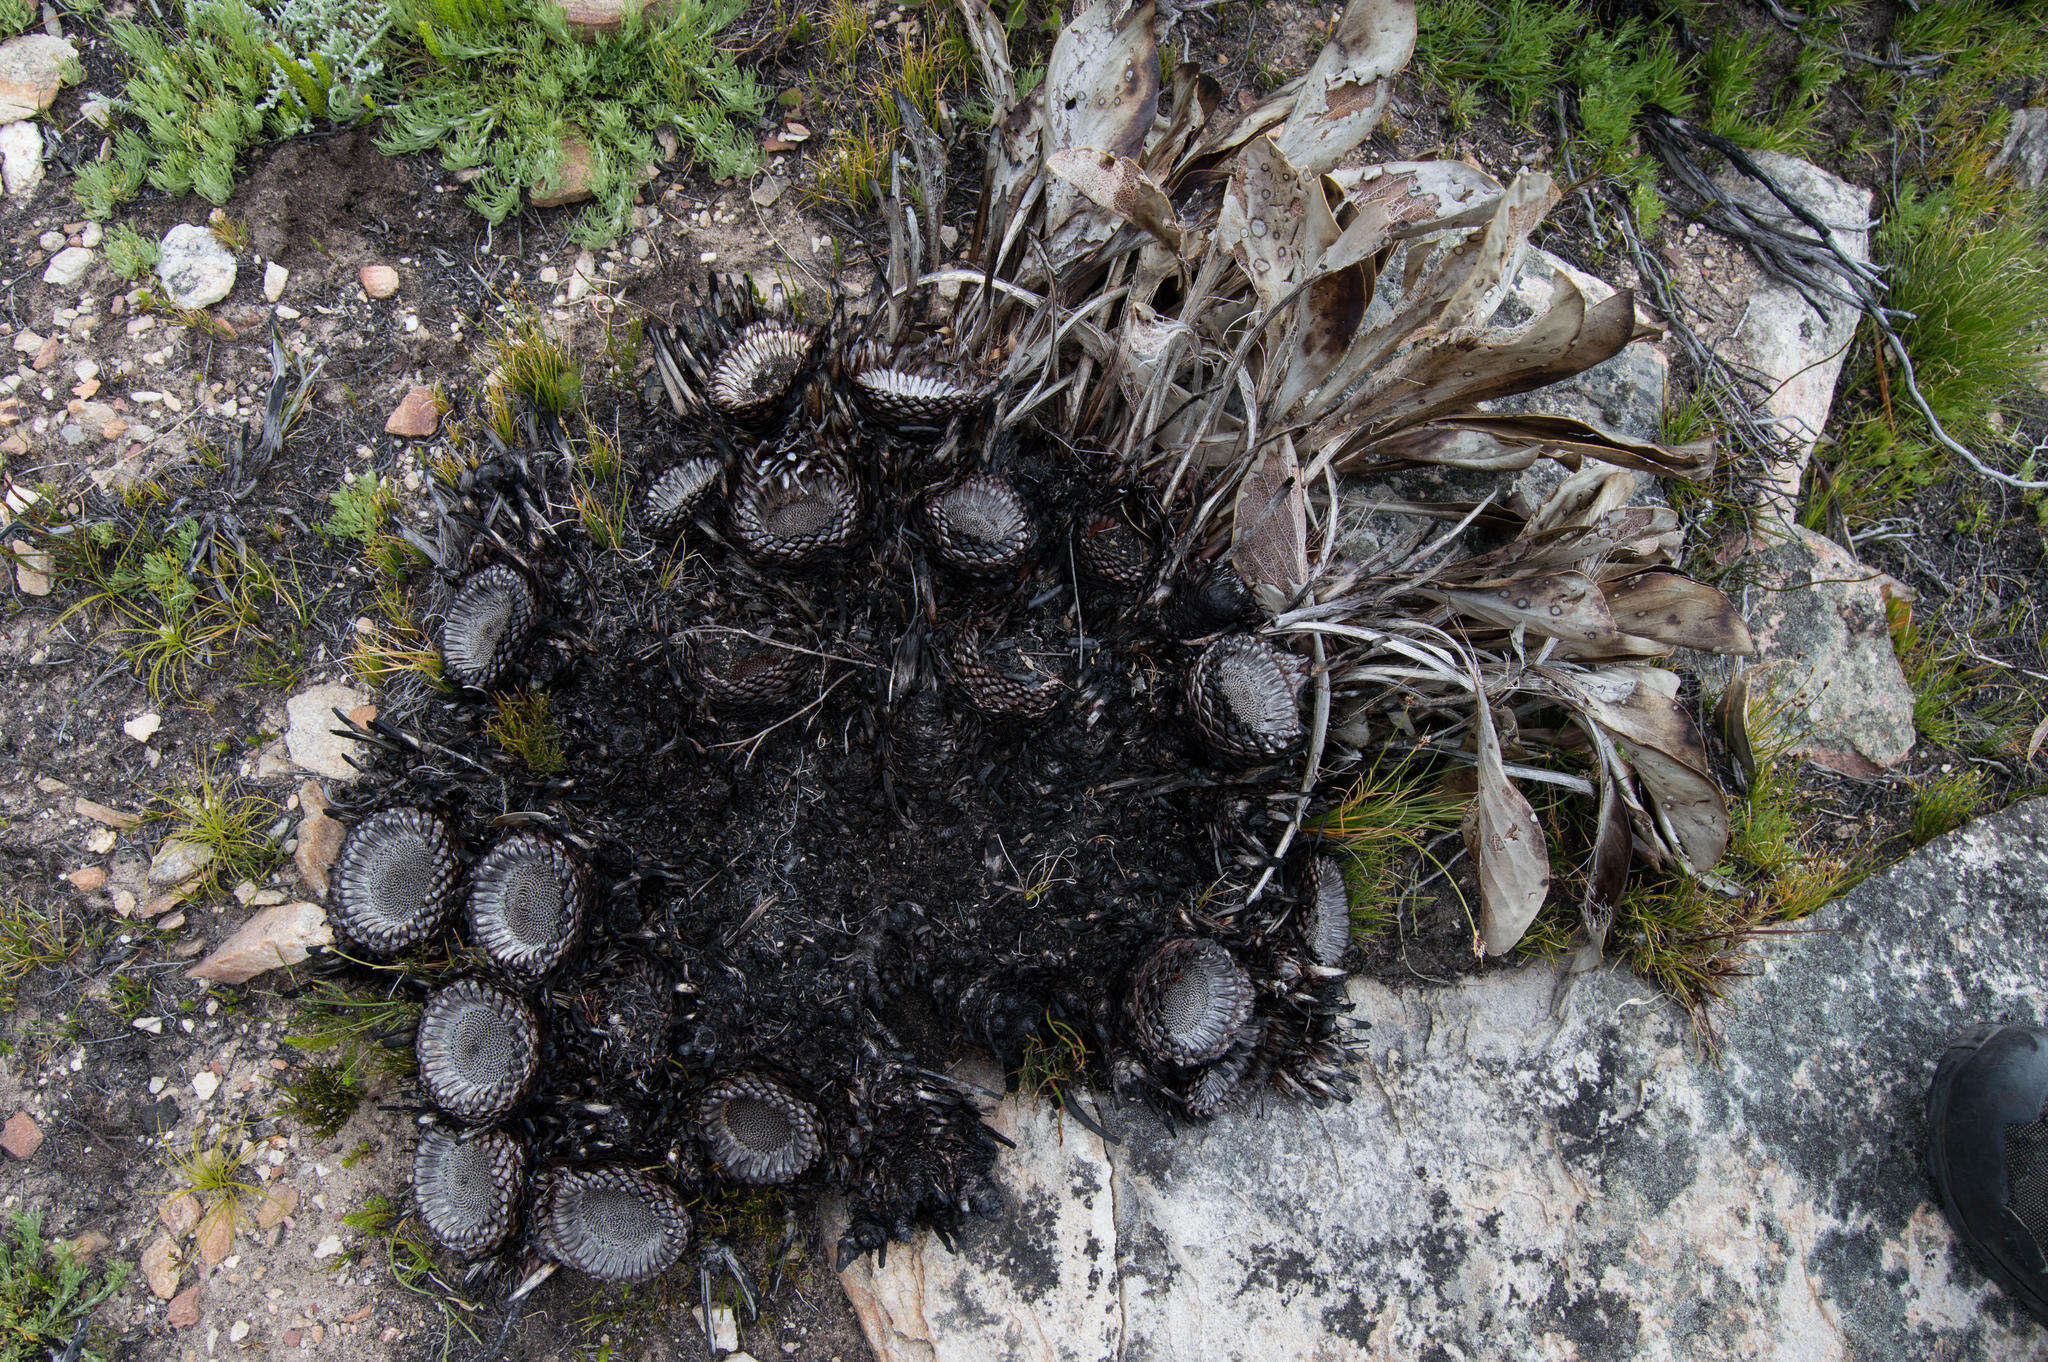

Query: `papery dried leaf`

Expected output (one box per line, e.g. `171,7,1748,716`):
1270,0,1416,175
1604,570,1754,655
1184,82,1303,172
1046,148,1182,249
952,0,1016,108
1436,413,1715,480
1232,435,1309,612
1467,696,1549,956
1559,667,1728,872
1331,160,1501,224
1521,465,1637,538
1220,136,1311,311
1361,424,1542,471
1426,571,1621,648
1714,672,1759,786
1043,0,1161,262
1146,61,1223,176
1571,762,1632,972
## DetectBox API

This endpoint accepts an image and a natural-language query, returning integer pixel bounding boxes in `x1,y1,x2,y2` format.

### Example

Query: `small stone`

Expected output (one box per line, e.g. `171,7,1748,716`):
148,837,214,887
11,328,40,354
263,261,288,303
311,1235,343,1260
383,385,439,438
0,35,76,122
132,1016,163,1034
254,1186,296,1230
76,797,141,828
111,888,138,916
693,1305,738,1353
538,265,559,285
30,334,55,369
0,1111,41,1159
285,683,370,778
123,711,162,743
530,134,597,208
86,827,115,854
167,1285,201,1328
11,538,49,595
36,229,61,251
156,224,237,310
79,221,100,248
42,245,91,287
294,783,343,896
141,1234,182,1300
229,1320,250,1343
565,249,597,303
940,224,959,250
63,865,105,893
358,264,398,299
160,1192,202,1237
191,1071,220,1101
749,176,787,208
0,120,41,196
186,901,332,985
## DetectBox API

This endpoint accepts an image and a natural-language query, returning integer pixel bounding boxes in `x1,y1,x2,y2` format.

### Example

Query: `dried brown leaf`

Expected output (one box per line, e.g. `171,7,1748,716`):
1604,570,1754,656
1046,148,1182,250
1232,435,1309,611
1467,696,1550,956
1271,0,1417,175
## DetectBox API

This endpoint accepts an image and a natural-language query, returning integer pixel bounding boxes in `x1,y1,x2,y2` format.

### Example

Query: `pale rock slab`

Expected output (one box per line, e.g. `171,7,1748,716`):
1706,523,1916,776
42,245,91,286
156,223,237,310
186,901,331,984
1710,150,1873,506
834,1061,1121,1362
0,120,38,196
284,683,370,780
1995,107,2048,192
0,35,74,121
843,802,2048,1361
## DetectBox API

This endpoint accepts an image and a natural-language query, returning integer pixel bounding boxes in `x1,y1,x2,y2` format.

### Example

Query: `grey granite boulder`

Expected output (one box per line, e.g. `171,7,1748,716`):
1996,108,2048,193
839,801,2048,1360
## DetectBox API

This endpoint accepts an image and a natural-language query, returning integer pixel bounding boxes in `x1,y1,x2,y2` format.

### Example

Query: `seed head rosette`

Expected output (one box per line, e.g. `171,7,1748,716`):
415,979,541,1124
640,456,721,536
412,1125,526,1256
1125,938,1256,1068
327,807,461,956
1186,635,1306,762
707,321,813,424
695,1074,825,1186
441,565,535,690
925,474,1034,574
464,831,590,978
534,1164,694,1282
851,368,983,425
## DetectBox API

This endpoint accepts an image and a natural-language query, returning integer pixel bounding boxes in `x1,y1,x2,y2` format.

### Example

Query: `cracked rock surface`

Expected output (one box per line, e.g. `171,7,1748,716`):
839,800,2048,1361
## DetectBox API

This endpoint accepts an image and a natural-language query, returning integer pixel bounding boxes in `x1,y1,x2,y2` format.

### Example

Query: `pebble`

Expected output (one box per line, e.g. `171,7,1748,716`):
311,1235,343,1259
383,386,439,438
123,711,162,742
263,261,288,303
36,229,61,251
42,245,91,286
359,264,399,298
156,223,236,310
230,1320,250,1343
167,1285,200,1328
191,1071,219,1101
63,865,104,892
132,1016,164,1034
0,121,41,196
0,1111,41,1159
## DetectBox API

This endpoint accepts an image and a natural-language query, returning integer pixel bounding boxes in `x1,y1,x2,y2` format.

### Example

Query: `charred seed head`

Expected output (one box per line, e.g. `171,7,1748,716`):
416,980,541,1124
695,1075,825,1185
1169,561,1260,637
1124,938,1255,1067
1075,510,1153,589
442,566,536,690
926,474,1033,574
465,832,591,978
733,470,859,565
851,368,983,425
1304,856,1351,968
947,632,1063,720
1182,1021,1265,1119
708,322,812,422
640,457,721,535
681,627,811,708
534,1164,694,1282
327,807,461,956
412,1125,526,1256
1186,635,1305,762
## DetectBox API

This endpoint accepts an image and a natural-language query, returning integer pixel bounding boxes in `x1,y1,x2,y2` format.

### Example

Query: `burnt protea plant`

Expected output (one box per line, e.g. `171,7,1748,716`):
534,1164,694,1282
924,474,1034,574
732,469,860,565
1182,1022,1266,1120
947,632,1063,721
695,1075,825,1185
465,831,590,978
1074,510,1153,589
640,456,721,536
851,367,984,425
680,627,812,709
706,322,813,424
1186,636,1306,762
416,979,541,1124
441,565,535,690
412,1125,526,1256
1124,938,1256,1068
327,807,461,955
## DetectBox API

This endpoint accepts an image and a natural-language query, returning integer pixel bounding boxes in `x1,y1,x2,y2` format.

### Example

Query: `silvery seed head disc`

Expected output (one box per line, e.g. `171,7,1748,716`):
641,457,721,535
708,322,812,422
442,566,536,690
851,368,982,424
695,1074,824,1186
926,474,1033,574
1304,856,1351,968
1124,937,1255,1067
1186,635,1305,762
413,1124,526,1256
328,807,462,956
465,831,591,979
416,979,541,1124
535,1164,693,1282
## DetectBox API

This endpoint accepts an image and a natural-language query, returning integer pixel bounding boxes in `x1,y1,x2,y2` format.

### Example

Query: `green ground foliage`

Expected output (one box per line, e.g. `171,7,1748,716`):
0,1212,129,1362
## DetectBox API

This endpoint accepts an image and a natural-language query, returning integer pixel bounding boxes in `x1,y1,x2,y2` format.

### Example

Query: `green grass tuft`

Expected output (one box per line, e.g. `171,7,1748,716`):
0,900,92,1010
1910,767,1986,846
484,686,565,773
102,222,159,281
154,764,283,896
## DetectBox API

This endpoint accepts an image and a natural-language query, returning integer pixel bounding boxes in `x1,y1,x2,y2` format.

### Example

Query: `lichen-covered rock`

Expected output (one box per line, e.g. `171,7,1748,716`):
840,802,2048,1361
1707,523,1916,776
156,224,237,310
